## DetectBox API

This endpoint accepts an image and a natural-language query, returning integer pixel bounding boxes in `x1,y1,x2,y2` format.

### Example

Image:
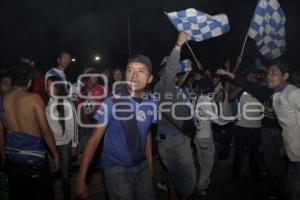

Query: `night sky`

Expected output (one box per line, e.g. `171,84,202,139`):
0,0,299,80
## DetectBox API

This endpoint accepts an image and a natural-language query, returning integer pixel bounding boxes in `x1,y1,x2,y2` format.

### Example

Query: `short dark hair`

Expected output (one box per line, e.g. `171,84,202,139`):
0,71,11,83
270,60,290,75
242,68,256,77
10,62,34,86
20,53,37,62
112,67,122,73
56,49,71,59
81,67,99,82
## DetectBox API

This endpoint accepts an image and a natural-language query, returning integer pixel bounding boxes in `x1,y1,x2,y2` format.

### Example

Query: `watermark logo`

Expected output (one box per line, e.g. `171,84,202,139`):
47,74,265,128
77,74,108,99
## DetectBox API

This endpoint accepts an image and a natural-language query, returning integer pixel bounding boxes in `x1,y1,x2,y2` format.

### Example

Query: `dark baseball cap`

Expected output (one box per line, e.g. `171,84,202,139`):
127,54,152,73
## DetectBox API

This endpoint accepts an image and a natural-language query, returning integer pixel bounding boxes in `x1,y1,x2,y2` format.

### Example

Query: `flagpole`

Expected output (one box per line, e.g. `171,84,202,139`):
240,34,249,60
233,32,249,73
235,1,259,70
185,42,202,70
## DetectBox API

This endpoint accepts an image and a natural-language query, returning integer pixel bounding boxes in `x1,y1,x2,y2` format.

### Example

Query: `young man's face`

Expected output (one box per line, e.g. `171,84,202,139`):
194,73,202,81
267,65,289,90
113,69,122,82
57,53,71,70
126,62,153,92
87,76,98,87
0,77,12,94
247,72,257,83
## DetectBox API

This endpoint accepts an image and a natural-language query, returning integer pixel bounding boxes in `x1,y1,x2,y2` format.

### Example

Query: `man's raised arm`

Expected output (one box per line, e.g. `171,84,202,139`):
216,69,270,103
161,33,187,92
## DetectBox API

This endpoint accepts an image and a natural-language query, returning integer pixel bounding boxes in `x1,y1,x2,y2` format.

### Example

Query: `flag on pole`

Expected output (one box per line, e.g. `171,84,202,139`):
248,0,286,60
178,59,192,73
166,8,230,42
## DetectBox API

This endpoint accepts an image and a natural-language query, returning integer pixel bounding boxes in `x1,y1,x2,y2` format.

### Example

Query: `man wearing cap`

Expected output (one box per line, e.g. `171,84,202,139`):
76,54,156,200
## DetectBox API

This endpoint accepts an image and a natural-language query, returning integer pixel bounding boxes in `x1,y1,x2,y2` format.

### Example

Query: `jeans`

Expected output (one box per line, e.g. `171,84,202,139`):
78,127,91,153
4,161,54,200
194,138,215,190
261,127,287,196
157,133,196,196
57,144,71,200
233,126,261,179
287,162,300,200
103,161,155,200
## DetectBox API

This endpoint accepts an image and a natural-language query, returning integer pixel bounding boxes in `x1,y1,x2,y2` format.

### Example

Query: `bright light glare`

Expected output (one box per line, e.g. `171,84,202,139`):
94,56,100,61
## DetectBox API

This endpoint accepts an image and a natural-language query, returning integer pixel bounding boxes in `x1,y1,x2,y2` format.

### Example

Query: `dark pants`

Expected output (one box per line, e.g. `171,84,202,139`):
287,162,300,200
232,125,261,179
103,161,155,200
57,144,71,200
213,123,233,160
0,170,9,200
261,127,287,196
4,161,54,200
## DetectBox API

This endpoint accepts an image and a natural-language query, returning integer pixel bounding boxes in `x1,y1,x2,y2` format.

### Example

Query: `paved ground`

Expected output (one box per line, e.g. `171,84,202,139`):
54,158,272,200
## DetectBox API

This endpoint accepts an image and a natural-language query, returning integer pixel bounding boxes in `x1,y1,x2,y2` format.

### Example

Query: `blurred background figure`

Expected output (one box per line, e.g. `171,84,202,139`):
0,71,12,95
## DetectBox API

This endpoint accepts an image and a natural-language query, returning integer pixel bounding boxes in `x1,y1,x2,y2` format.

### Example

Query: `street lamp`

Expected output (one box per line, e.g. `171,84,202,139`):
94,56,101,62
71,58,76,62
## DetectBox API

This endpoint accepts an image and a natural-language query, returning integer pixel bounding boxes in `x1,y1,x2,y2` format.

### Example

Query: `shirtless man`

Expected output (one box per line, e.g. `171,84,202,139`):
0,62,59,200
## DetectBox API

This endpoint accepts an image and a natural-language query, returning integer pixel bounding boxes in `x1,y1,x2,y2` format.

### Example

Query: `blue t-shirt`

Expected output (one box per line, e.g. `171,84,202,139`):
94,95,157,168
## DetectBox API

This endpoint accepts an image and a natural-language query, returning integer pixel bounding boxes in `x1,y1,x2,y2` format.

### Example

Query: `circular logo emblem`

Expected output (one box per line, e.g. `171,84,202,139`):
84,99,96,114
137,110,146,122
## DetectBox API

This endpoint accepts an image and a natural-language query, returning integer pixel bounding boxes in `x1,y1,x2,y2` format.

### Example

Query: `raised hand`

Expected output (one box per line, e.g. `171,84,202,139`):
216,69,235,80
176,32,188,47
216,69,228,76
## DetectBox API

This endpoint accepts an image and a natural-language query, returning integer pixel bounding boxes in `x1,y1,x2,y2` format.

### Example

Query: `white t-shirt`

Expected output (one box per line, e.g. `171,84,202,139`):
273,84,300,162
194,95,232,140
235,92,263,128
46,97,78,147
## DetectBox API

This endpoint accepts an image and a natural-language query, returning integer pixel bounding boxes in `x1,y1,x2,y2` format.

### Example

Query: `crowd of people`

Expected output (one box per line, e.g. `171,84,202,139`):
0,32,300,200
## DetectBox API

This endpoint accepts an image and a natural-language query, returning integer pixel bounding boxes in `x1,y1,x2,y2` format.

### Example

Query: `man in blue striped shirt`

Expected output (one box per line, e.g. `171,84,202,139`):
76,54,156,200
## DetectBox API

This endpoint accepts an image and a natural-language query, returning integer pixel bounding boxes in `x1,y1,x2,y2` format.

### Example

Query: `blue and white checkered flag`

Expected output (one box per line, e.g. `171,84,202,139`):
178,59,192,73
248,0,286,60
166,8,230,42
